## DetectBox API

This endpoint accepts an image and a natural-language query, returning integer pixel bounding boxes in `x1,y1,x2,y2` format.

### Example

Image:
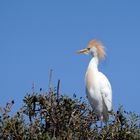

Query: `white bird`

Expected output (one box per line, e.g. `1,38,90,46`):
77,40,112,122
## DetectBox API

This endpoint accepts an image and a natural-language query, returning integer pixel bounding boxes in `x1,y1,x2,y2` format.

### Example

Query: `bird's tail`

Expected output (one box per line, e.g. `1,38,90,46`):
102,99,109,122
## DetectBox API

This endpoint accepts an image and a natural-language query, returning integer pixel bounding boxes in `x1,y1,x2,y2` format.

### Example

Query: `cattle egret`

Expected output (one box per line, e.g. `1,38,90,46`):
77,40,112,122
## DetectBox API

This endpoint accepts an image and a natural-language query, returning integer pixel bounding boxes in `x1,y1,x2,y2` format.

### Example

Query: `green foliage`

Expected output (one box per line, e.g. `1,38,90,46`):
0,87,140,139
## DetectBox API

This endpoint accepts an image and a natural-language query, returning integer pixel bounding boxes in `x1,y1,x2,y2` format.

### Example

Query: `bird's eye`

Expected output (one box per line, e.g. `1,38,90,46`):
87,48,90,50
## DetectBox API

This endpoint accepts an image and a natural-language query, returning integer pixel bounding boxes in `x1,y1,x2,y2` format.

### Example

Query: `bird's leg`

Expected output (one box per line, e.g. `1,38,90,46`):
100,121,103,128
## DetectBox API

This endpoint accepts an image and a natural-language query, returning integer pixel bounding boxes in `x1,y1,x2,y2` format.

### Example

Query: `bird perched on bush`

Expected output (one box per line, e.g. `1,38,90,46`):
77,40,112,122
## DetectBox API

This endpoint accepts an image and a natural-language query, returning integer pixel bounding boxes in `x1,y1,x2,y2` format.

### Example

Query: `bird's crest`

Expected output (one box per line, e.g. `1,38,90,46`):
88,40,106,59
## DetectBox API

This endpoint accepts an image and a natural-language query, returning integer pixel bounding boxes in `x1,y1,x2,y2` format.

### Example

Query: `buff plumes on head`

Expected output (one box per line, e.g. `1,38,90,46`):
88,40,106,59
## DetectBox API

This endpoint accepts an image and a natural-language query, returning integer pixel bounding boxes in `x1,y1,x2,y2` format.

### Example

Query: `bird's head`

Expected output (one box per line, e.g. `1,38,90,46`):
77,40,106,60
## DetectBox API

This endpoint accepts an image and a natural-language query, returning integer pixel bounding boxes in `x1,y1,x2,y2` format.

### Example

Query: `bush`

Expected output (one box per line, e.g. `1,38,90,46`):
0,82,140,140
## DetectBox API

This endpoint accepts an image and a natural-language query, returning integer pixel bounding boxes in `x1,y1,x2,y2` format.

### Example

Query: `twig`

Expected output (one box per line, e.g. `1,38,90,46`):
48,69,53,94
32,82,35,94
68,109,77,127
56,79,60,103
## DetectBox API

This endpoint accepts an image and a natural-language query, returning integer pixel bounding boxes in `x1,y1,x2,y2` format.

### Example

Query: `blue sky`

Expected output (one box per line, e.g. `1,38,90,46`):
0,1,140,114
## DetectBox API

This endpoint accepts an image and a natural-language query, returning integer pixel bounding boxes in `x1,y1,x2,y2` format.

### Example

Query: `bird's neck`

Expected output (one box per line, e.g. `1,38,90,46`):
88,56,99,72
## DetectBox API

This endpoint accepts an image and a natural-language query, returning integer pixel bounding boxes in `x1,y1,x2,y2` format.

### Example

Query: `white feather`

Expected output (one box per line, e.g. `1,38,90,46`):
98,72,112,111
85,57,112,121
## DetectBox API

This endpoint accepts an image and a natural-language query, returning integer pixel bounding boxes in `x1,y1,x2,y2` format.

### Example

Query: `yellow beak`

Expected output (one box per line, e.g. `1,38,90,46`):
77,48,89,54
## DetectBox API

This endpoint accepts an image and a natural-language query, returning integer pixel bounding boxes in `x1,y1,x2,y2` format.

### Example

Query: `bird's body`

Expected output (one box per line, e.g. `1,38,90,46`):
85,57,112,121
77,40,112,122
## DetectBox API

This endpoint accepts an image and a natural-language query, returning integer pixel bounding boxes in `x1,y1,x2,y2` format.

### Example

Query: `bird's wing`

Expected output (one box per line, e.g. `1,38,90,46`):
98,72,112,111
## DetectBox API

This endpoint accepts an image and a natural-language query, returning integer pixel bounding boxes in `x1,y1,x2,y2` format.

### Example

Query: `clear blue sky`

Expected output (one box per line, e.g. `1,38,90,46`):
0,1,140,114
